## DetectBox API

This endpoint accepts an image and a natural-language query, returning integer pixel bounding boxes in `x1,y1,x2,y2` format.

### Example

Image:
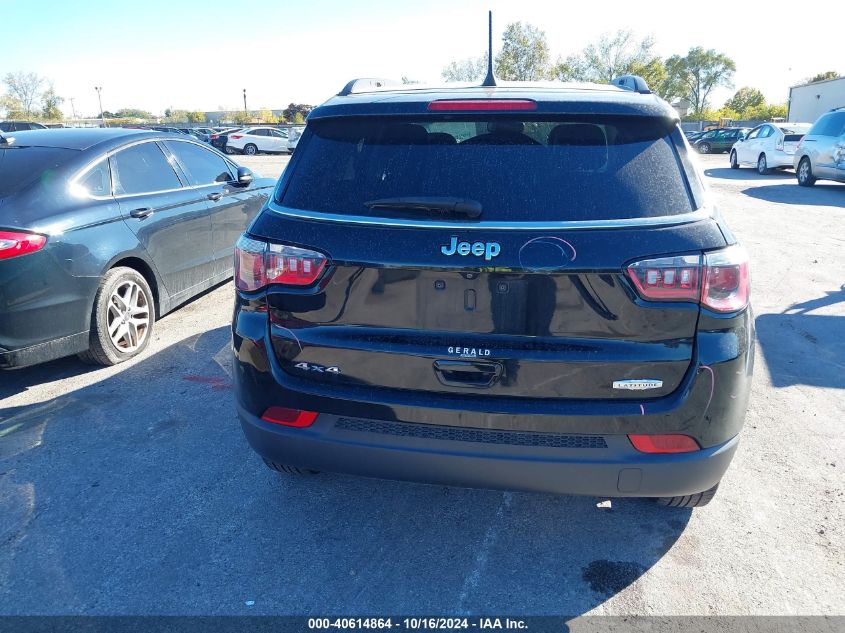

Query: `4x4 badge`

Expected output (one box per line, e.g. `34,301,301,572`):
441,237,501,261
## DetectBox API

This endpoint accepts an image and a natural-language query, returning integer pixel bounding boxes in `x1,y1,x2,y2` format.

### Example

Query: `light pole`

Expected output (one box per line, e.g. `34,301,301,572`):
94,86,105,127
243,88,247,114
69,97,77,120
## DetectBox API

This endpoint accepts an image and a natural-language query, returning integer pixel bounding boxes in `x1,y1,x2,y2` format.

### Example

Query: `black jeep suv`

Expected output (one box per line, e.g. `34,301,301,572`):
232,77,754,507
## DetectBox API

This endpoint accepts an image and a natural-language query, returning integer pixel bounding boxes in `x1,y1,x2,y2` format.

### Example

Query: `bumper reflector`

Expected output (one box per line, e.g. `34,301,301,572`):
628,434,700,454
261,407,319,428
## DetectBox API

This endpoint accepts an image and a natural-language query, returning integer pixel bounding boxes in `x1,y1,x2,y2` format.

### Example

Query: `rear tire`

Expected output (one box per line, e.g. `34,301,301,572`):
262,458,319,475
655,483,719,508
698,142,711,154
243,143,258,156
797,157,816,186
78,267,155,366
223,146,237,155
757,153,770,175
729,151,739,169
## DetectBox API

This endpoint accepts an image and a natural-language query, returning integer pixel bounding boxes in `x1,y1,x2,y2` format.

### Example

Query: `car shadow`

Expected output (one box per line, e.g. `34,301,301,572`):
755,286,845,389
0,326,692,615
703,167,794,181
741,183,845,206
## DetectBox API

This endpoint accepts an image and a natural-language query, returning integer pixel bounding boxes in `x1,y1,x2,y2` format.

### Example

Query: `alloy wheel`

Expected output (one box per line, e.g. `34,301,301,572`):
107,280,150,352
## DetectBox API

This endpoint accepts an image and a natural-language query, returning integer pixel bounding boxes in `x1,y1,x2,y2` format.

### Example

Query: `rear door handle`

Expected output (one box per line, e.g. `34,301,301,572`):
433,359,503,389
207,192,223,202
129,207,153,219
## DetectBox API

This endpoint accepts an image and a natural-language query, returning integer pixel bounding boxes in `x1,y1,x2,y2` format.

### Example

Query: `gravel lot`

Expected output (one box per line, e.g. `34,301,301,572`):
0,152,842,616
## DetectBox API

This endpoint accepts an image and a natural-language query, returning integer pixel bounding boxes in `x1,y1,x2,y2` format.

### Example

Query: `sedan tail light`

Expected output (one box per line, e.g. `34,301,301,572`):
235,235,328,291
0,231,47,260
626,245,749,313
229,135,242,140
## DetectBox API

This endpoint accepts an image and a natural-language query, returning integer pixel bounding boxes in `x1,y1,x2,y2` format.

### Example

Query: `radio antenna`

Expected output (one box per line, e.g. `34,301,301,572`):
481,10,497,87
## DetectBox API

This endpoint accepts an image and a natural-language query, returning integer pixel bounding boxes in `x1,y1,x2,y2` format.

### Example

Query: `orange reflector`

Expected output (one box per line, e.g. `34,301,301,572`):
261,407,319,427
628,434,700,454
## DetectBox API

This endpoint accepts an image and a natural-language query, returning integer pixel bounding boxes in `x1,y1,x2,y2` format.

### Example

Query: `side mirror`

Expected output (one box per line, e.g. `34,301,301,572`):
236,166,253,186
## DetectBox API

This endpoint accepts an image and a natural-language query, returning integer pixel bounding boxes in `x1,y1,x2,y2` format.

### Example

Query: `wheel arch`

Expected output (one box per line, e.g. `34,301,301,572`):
105,255,163,318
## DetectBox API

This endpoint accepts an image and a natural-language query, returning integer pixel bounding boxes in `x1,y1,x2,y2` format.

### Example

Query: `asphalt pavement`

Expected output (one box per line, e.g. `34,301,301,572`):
0,153,842,615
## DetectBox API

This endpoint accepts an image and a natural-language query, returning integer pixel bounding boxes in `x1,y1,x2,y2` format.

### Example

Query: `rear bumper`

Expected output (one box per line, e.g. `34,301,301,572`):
239,407,739,497
767,151,797,168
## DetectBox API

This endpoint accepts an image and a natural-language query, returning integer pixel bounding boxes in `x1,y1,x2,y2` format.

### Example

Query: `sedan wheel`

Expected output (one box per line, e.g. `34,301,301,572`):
243,144,258,156
224,146,237,155
79,267,155,366
730,151,739,169
757,154,769,175
797,158,816,187
698,143,711,154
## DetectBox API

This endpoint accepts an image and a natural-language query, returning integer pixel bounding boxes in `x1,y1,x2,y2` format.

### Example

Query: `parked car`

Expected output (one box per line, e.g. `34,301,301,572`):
0,128,275,368
0,121,48,132
151,126,191,135
189,127,216,143
793,107,845,186
210,128,242,154
690,127,749,154
287,125,305,154
225,126,289,155
730,122,812,174
232,76,754,507
684,130,705,142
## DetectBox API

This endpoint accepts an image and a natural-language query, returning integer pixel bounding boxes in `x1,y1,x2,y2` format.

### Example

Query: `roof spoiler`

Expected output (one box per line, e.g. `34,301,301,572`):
338,78,401,96
610,75,651,94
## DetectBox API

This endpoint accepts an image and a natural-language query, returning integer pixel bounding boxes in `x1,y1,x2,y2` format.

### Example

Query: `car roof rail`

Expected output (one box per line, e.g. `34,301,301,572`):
338,78,401,96
610,74,651,94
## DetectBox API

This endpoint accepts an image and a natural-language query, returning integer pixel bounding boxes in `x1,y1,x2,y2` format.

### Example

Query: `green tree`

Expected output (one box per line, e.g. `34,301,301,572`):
745,103,788,121
665,47,736,118
442,53,488,82
41,85,64,120
232,111,252,125
802,71,840,84
291,112,306,124
576,30,658,83
115,108,154,119
3,71,45,115
723,87,765,117
186,111,206,123
0,94,26,119
282,103,313,121
495,22,549,81
549,55,586,82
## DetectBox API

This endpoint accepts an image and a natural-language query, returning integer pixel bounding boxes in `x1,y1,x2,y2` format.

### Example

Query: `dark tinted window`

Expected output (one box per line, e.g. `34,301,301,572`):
111,142,182,195
281,116,695,222
250,128,269,137
809,113,845,137
165,140,233,185
76,159,111,196
0,147,76,197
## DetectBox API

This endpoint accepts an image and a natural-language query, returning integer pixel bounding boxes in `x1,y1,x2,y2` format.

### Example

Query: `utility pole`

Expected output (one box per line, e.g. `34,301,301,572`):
69,97,77,120
243,88,248,114
94,86,105,127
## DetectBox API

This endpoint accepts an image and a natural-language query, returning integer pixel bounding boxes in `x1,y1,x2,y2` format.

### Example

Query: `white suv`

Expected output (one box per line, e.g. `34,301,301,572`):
226,127,289,155
730,122,812,174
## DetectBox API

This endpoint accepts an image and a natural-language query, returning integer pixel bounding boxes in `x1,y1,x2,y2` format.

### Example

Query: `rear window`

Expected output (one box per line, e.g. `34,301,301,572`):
0,147,76,197
280,116,696,222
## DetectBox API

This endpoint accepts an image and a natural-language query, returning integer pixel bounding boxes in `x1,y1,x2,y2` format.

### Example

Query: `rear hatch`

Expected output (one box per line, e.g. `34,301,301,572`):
781,125,811,154
254,111,724,402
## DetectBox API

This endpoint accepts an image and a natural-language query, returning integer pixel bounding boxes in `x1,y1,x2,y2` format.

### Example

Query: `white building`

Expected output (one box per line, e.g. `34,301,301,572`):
788,77,845,123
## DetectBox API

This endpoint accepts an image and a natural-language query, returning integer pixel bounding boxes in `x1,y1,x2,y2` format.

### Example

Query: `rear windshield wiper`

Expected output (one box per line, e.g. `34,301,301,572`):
364,196,482,219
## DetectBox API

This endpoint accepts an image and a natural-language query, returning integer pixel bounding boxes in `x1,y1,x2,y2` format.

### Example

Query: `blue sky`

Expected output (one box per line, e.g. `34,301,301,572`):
2,0,841,116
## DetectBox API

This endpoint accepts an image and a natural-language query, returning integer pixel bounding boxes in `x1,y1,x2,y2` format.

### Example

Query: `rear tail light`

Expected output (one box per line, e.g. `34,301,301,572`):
230,135,242,140
701,245,750,312
427,99,537,111
261,407,318,427
626,246,749,313
775,139,784,151
235,235,327,291
0,231,47,260
628,434,700,453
